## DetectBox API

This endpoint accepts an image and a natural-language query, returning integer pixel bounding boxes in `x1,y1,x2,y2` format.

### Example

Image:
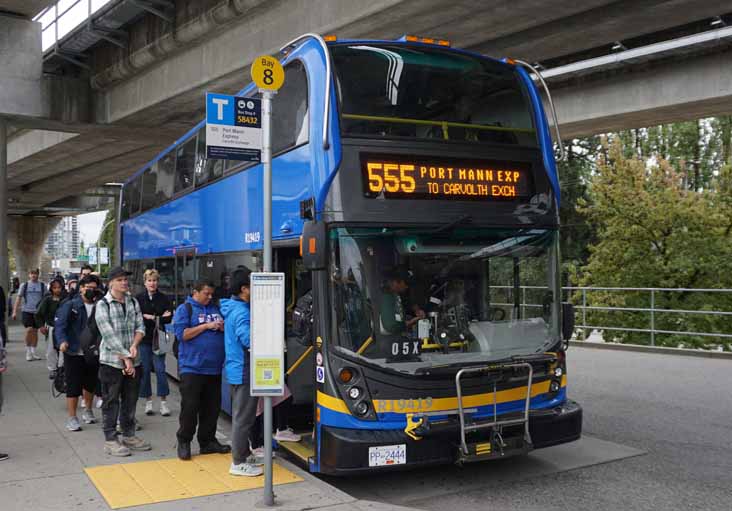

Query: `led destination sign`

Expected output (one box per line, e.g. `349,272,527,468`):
362,155,531,200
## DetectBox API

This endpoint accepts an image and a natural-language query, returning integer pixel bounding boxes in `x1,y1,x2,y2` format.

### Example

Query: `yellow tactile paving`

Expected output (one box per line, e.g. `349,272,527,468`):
84,454,303,509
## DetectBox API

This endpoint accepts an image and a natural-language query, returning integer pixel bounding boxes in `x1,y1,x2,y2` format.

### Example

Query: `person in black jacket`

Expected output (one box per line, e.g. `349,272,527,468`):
135,269,173,416
0,283,6,352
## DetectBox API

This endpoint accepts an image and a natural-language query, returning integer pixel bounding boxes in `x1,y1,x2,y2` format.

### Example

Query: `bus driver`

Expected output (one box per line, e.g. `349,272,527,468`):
379,269,425,336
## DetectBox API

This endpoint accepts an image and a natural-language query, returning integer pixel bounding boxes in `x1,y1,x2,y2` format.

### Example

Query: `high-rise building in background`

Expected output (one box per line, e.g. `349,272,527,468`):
45,216,80,260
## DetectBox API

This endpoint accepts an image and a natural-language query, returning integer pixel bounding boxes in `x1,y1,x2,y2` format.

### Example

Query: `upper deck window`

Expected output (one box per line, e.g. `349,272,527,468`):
174,136,197,193
332,44,537,146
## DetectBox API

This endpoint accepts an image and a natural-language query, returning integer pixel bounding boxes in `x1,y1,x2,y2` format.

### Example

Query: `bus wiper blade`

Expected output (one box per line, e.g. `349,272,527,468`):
429,214,472,235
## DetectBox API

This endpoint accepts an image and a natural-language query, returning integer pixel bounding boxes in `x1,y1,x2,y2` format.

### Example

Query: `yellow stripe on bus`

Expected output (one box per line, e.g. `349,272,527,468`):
317,376,567,416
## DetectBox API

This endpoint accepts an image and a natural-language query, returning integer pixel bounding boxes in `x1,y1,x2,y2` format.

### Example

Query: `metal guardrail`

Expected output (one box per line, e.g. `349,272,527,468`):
492,286,732,348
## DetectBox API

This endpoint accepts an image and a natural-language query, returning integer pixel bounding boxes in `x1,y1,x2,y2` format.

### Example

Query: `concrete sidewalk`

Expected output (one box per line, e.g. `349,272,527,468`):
0,323,419,511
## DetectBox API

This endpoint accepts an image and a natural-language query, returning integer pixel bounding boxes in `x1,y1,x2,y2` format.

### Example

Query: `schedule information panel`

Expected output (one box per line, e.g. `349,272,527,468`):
249,272,285,396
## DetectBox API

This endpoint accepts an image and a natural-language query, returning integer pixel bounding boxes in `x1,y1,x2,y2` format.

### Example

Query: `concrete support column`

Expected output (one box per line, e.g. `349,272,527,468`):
8,216,61,279
0,120,7,289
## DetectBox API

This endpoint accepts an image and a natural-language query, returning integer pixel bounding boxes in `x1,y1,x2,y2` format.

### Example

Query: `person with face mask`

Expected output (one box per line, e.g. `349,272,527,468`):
54,275,103,431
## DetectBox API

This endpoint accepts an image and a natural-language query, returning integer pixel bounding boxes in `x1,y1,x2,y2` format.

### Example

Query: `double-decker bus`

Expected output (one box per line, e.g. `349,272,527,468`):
118,33,581,475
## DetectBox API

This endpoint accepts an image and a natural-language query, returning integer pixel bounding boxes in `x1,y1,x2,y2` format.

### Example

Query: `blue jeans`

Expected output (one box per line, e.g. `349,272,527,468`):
138,343,169,399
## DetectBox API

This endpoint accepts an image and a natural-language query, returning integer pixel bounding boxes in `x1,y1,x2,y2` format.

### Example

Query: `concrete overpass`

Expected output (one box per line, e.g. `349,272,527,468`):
2,0,732,275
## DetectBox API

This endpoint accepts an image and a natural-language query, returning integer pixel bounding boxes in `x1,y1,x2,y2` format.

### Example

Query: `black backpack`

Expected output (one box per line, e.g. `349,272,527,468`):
172,302,193,359
291,291,314,342
79,298,109,365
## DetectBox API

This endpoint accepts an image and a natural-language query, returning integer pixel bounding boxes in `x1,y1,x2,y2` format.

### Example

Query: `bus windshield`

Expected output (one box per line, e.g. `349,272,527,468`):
330,227,560,373
332,43,537,146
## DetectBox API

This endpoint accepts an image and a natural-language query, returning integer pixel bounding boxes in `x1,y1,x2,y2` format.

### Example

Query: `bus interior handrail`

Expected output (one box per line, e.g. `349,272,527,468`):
341,113,537,136
280,33,332,150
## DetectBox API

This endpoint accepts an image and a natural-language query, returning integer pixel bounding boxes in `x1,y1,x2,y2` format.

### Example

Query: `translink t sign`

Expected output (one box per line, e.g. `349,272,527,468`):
205,93,262,162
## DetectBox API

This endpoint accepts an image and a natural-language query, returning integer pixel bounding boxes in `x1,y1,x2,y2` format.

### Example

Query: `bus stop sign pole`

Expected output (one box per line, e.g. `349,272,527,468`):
261,86,275,507
253,54,285,507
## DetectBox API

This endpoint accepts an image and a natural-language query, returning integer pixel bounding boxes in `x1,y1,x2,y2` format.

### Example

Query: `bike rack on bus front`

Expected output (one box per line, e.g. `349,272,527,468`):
455,362,534,456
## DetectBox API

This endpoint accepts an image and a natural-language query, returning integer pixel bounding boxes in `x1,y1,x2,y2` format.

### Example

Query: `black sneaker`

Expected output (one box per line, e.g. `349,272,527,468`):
0,453,8,461
177,441,191,461
199,440,231,455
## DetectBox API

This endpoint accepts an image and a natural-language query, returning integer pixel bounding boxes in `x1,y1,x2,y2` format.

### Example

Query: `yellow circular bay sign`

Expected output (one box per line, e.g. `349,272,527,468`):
251,55,285,91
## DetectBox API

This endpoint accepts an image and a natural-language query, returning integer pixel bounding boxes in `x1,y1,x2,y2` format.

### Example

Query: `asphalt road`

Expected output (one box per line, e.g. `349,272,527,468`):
327,347,732,511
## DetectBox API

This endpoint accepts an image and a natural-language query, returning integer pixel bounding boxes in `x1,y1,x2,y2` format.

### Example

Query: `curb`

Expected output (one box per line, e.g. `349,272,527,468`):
569,340,732,359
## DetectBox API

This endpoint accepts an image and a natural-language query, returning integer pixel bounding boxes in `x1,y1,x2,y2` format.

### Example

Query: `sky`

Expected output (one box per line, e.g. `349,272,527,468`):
35,2,115,248
77,210,108,246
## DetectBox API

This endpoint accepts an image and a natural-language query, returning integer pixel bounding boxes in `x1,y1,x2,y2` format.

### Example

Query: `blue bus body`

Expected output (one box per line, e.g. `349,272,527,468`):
121,36,581,474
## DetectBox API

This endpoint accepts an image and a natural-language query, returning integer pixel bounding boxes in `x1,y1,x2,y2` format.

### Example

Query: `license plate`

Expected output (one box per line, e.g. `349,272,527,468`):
368,444,406,467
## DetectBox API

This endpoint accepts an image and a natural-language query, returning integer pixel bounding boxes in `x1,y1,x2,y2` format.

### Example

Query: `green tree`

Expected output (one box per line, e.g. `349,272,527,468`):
97,208,116,274
558,136,601,284
576,141,732,348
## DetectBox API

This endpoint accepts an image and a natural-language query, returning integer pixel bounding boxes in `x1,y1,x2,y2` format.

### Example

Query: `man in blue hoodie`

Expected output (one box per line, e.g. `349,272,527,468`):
173,280,230,460
221,269,263,477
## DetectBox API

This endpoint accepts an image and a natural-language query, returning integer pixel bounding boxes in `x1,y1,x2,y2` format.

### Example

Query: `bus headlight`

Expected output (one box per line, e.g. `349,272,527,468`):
554,367,563,378
348,387,362,400
354,401,369,416
549,380,561,393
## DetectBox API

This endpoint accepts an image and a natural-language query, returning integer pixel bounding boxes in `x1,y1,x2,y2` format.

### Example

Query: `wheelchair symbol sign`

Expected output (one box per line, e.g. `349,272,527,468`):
316,366,325,383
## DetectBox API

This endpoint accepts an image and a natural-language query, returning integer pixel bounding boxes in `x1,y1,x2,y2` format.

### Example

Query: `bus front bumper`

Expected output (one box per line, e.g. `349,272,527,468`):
317,400,582,475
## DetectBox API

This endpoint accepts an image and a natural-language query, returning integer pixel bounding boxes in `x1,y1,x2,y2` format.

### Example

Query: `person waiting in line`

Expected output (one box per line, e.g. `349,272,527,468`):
7,277,19,320
65,274,80,297
36,277,67,380
173,280,230,460
136,269,173,417
221,269,263,477
0,293,7,462
95,267,150,456
213,272,232,305
79,265,93,281
12,269,47,362
54,275,102,432
0,283,6,364
379,269,425,336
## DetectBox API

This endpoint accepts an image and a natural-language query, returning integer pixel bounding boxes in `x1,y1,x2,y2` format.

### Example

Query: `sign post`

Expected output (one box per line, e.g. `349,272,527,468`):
251,54,285,507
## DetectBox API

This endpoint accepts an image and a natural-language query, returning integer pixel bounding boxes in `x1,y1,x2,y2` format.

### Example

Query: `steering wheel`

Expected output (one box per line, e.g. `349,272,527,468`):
488,307,506,321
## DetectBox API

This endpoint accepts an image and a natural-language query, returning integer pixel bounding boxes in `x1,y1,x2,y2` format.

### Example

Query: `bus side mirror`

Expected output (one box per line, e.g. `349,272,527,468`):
562,303,575,341
301,221,327,270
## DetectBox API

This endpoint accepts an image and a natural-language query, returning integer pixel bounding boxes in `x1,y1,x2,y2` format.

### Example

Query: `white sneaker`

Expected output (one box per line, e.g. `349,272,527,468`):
229,462,263,477
159,401,171,417
274,427,301,442
252,446,265,458
31,352,42,361
81,409,96,424
145,400,154,415
247,452,265,466
26,351,33,362
65,416,82,431
95,397,103,408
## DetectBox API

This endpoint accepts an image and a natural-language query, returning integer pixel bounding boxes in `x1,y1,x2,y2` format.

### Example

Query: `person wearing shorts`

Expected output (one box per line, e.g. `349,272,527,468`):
13,269,46,362
55,275,101,431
